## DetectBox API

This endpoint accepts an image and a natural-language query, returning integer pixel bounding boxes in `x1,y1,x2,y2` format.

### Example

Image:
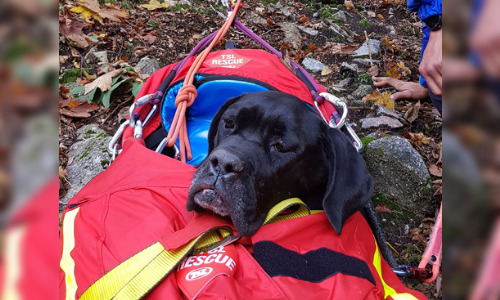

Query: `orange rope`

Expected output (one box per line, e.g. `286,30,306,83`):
166,0,242,162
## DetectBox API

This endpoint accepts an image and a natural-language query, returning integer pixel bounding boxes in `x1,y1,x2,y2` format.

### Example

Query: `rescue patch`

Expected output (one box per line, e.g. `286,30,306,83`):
176,244,238,298
204,50,252,69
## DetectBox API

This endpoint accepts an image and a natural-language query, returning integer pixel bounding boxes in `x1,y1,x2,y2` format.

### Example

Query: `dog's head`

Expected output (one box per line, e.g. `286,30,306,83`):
187,91,373,236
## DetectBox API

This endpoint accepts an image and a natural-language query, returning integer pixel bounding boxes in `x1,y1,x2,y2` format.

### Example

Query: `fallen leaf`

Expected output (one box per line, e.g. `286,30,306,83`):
367,65,379,76
341,44,357,54
428,164,442,177
404,100,420,123
192,34,204,39
299,15,310,23
375,204,392,213
362,91,395,109
141,33,157,44
84,69,123,94
386,65,402,79
321,66,333,76
59,102,99,118
367,11,376,18
99,4,128,22
397,61,411,76
324,42,342,54
377,14,385,20
266,18,275,25
344,0,355,11
70,5,100,24
141,0,170,11
382,36,398,50
405,132,431,147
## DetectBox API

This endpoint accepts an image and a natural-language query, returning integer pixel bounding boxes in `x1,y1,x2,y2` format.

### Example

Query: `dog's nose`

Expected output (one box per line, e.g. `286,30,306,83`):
209,150,244,175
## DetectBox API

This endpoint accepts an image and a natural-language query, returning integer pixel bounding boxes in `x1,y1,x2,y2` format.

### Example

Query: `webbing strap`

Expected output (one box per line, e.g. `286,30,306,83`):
79,198,309,300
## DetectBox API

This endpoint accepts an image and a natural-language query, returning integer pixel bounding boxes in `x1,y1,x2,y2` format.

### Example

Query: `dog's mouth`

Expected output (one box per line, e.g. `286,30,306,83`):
191,186,230,217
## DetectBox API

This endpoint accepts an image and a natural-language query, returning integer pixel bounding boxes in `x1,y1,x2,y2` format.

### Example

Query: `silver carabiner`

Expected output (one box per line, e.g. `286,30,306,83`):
129,94,155,128
318,92,348,129
344,123,363,152
108,120,130,159
155,137,180,159
134,119,143,139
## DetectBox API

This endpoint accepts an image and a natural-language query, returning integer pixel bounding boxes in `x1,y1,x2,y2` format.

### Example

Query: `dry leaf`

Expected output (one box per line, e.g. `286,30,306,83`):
59,102,99,118
375,204,392,213
339,44,356,54
70,5,99,23
362,91,395,109
367,11,376,18
397,61,411,76
382,36,398,50
377,14,385,20
140,0,171,10
141,33,157,44
344,0,355,11
386,65,402,79
192,34,204,39
367,65,379,76
299,15,310,23
405,132,431,147
404,100,420,123
428,164,442,177
325,42,342,54
321,66,333,76
84,69,123,94
99,4,128,22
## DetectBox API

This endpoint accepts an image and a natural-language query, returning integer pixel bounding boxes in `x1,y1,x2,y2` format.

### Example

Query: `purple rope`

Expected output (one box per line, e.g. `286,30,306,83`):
234,20,322,94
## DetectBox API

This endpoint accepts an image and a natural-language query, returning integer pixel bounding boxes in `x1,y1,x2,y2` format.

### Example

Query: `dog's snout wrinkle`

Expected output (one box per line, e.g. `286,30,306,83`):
209,149,244,176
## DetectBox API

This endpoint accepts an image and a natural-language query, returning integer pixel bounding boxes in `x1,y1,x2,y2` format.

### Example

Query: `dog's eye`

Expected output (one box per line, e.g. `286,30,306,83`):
223,119,234,129
272,142,289,153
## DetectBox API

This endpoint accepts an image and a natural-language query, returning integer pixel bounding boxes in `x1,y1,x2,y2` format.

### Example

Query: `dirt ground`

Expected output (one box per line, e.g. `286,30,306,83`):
59,0,442,298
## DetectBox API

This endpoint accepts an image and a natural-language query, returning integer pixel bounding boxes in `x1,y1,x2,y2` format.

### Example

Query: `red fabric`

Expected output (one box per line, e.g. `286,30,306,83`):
60,139,427,299
123,49,332,141
0,178,59,300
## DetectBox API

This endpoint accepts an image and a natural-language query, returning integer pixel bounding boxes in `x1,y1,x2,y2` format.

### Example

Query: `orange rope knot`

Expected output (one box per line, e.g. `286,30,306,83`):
175,84,198,107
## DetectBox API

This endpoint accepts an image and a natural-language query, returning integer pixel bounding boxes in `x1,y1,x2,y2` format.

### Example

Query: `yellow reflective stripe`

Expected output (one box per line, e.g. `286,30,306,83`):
1,225,25,300
264,198,310,225
60,208,80,300
373,243,418,300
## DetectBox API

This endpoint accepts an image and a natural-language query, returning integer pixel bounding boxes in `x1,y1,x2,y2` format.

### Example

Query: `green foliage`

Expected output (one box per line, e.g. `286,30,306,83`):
61,69,82,84
359,19,373,27
330,35,345,42
358,73,373,84
361,136,375,148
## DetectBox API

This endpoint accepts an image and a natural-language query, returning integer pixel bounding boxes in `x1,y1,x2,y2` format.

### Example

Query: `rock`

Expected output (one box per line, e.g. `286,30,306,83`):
85,48,108,64
328,23,353,42
360,116,403,129
298,25,319,36
60,124,112,210
313,12,319,18
249,11,267,25
352,58,381,66
388,25,396,36
136,57,160,76
336,78,352,88
340,62,360,73
353,84,373,98
279,22,302,49
404,224,410,235
302,58,326,73
353,39,381,57
363,136,432,215
374,104,404,121
365,132,382,139
332,11,347,22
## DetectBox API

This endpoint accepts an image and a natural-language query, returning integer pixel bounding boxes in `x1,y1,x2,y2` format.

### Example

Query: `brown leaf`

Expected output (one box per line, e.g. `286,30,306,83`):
344,0,355,11
377,14,385,20
59,102,99,118
405,132,431,147
375,204,392,213
367,65,379,76
192,34,204,39
141,33,157,44
397,61,411,77
266,18,275,25
386,65,402,79
299,15,310,23
404,100,420,123
99,4,128,22
382,36,399,50
78,0,100,13
84,69,123,94
428,164,442,177
362,91,395,109
341,44,357,54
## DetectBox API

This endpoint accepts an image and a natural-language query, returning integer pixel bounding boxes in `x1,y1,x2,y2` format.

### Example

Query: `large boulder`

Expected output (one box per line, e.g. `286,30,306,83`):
363,136,433,216
59,124,111,211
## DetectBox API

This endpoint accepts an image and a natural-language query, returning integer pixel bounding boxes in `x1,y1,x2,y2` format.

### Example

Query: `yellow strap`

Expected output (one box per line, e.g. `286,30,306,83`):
79,198,309,300
60,208,80,300
372,242,418,300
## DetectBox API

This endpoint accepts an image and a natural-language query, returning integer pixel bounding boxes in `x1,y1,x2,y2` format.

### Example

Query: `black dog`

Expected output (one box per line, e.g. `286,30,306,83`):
187,91,374,238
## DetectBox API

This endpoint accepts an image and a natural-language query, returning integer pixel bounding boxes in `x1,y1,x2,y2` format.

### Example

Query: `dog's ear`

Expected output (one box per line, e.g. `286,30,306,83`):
322,127,373,235
207,95,243,153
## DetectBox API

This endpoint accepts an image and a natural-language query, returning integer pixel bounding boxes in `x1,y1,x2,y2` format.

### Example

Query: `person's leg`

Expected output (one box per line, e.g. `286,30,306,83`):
428,89,443,115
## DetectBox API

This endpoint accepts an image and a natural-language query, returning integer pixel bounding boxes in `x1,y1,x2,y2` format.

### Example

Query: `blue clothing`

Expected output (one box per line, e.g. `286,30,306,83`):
407,0,442,88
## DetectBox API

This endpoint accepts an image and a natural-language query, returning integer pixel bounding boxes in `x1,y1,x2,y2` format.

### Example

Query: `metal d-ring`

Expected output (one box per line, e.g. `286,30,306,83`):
155,137,180,159
318,92,348,129
108,120,130,160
